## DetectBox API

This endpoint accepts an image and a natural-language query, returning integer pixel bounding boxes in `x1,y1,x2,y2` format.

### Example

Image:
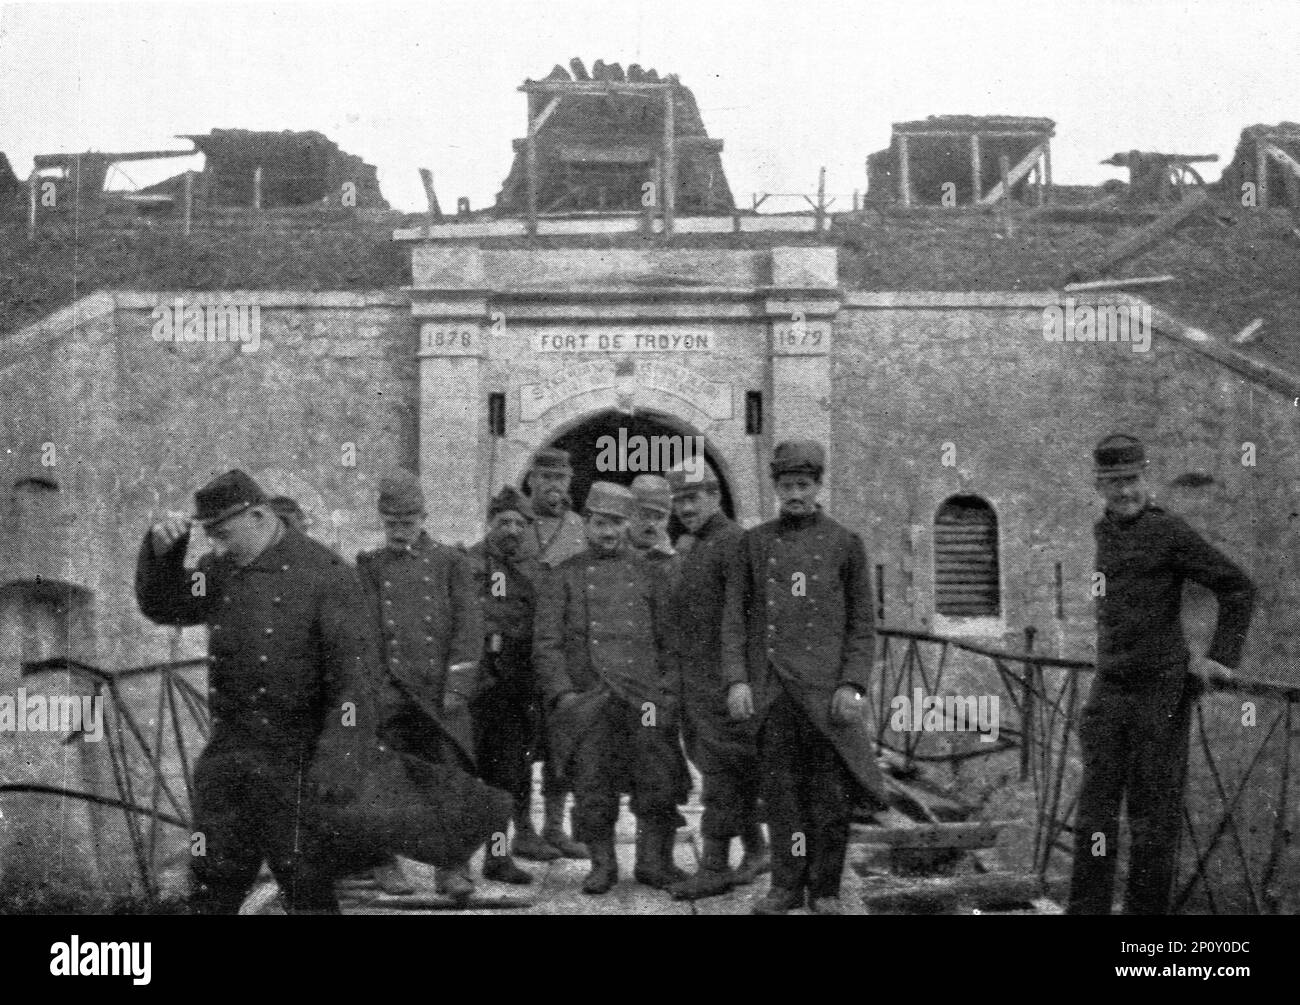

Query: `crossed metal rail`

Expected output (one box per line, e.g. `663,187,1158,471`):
873,627,1298,914
4,634,1294,913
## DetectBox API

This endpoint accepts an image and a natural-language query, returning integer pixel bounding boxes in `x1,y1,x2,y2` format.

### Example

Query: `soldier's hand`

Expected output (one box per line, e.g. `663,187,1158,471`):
1189,654,1234,686
727,682,754,721
830,685,865,725
150,516,192,557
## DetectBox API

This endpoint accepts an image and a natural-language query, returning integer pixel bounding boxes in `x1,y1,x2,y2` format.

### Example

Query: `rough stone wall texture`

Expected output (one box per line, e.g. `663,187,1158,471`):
0,293,417,907
834,297,1300,911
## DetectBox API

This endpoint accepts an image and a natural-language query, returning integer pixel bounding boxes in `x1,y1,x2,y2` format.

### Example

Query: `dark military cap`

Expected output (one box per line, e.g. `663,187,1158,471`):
193,469,269,527
1093,434,1147,478
530,447,573,476
630,474,673,515
378,469,426,516
585,481,635,520
770,440,826,480
667,460,719,496
487,485,533,522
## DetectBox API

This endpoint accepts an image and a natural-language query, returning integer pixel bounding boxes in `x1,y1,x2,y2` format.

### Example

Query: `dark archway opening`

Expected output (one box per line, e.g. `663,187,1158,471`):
526,409,734,542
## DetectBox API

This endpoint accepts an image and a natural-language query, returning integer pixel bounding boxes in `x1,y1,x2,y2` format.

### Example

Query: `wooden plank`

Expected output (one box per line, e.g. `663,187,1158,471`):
1063,275,1175,292
850,821,1009,849
1257,142,1270,208
662,86,676,236
862,873,1045,914
1233,318,1265,344
528,95,562,138
1063,189,1208,284
897,133,911,207
978,141,1048,206
969,134,982,204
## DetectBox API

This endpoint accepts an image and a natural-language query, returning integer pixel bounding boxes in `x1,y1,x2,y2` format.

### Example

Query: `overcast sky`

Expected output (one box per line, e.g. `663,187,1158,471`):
1,0,1296,212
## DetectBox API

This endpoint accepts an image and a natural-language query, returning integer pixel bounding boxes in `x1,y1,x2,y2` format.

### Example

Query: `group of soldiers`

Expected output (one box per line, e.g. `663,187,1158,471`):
135,431,1256,916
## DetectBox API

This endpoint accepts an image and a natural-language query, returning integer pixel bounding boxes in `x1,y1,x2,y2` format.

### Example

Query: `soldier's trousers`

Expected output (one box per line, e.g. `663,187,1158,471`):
1067,672,1195,915
471,662,534,807
758,690,854,900
189,744,339,914
570,696,687,843
683,708,763,841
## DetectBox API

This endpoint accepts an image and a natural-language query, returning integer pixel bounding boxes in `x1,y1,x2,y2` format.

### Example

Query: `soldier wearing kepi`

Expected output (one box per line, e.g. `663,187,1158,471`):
665,462,770,901
534,481,690,894
629,474,678,566
722,440,888,915
466,486,540,884
1068,434,1256,915
515,447,589,860
135,470,374,914
356,469,485,902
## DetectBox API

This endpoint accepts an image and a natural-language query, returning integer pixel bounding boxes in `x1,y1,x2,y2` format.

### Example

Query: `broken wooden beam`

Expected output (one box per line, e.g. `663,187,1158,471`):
1063,189,1208,284
1063,275,1176,292
1233,318,1265,344
862,872,1047,914
850,820,1013,849
978,140,1049,206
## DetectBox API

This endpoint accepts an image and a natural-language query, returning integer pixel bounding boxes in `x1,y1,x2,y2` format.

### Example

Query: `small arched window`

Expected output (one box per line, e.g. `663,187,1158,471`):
934,495,1001,617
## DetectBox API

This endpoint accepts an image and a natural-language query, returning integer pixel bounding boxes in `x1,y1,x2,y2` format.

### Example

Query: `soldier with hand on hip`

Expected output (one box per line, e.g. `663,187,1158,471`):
1067,434,1256,915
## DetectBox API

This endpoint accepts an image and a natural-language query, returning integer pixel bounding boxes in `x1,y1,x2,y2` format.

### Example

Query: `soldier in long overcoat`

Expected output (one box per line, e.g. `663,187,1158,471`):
663,464,770,901
533,481,690,894
465,486,541,884
136,470,374,914
355,470,484,901
1068,434,1256,915
514,446,589,859
722,441,888,915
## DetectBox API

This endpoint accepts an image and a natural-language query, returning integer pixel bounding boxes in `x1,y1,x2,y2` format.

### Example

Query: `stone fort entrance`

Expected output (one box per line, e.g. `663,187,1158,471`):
537,408,736,535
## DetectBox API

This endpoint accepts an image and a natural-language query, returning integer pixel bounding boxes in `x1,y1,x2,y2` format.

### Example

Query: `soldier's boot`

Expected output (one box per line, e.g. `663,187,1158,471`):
660,827,690,885
733,823,771,886
581,835,619,895
542,795,589,859
511,800,561,862
372,858,417,896
482,848,534,885
434,861,475,904
633,820,682,889
669,836,736,901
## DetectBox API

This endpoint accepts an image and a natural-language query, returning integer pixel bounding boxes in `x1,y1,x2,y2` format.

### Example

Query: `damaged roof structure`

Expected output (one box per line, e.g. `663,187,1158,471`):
495,57,733,225
180,129,389,209
1219,123,1300,208
868,115,1055,207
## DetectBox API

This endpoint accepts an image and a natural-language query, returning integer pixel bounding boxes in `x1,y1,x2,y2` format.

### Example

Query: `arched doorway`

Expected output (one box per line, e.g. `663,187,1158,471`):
527,409,735,541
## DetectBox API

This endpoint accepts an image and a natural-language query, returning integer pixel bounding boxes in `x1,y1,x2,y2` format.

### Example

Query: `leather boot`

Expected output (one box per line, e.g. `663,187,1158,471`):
733,822,771,886
633,819,680,889
511,801,561,861
542,795,589,859
482,850,533,885
373,858,416,896
434,861,474,904
669,836,736,901
660,827,690,884
581,835,618,895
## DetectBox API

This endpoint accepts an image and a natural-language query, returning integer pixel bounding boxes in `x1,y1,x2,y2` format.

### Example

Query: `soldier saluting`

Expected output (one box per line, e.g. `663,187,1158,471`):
533,481,690,894
722,441,888,915
1068,434,1256,915
355,470,484,902
135,470,374,914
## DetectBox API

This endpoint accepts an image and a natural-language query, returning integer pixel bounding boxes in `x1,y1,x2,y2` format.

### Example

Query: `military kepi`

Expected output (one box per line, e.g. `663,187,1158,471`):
1093,434,1147,478
630,474,673,515
770,440,826,480
531,447,573,476
378,469,426,516
488,485,534,522
193,469,268,526
585,481,635,520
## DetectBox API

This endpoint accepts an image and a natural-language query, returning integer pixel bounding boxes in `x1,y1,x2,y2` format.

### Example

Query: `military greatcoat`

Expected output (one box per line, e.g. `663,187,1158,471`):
356,531,483,768
720,508,887,805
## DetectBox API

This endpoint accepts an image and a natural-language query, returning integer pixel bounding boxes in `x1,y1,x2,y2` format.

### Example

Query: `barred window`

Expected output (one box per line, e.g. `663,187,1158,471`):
934,496,1001,617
